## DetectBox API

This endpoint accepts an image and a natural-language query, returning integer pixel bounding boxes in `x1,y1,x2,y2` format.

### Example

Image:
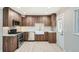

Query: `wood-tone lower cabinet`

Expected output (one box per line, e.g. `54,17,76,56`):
35,34,45,41
3,36,18,52
23,32,28,41
44,32,48,41
48,32,56,43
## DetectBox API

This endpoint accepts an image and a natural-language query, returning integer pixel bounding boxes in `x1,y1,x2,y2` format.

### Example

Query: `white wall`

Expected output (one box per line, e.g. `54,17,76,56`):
0,8,3,52
57,7,79,52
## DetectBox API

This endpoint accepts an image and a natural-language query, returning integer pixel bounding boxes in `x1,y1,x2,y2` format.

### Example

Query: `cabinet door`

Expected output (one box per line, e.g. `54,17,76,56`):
25,16,34,26
22,17,27,26
35,35,45,41
40,35,45,41
44,32,48,41
3,36,18,52
38,16,51,26
11,37,18,51
23,32,28,41
51,14,56,28
52,33,56,43
48,33,56,43
3,37,8,52
3,7,8,26
3,37,12,52
35,35,38,41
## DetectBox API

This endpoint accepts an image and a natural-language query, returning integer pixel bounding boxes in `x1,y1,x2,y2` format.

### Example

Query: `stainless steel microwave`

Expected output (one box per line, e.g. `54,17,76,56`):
12,20,20,26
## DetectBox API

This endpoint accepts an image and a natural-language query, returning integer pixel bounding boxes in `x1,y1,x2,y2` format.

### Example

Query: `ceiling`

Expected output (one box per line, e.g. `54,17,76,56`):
11,7,61,15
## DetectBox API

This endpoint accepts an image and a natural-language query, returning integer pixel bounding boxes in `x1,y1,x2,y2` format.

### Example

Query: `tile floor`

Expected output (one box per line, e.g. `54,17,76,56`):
15,42,63,52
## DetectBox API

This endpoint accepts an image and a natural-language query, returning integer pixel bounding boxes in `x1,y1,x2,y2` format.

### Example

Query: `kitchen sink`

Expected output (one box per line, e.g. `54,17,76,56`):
35,31,44,35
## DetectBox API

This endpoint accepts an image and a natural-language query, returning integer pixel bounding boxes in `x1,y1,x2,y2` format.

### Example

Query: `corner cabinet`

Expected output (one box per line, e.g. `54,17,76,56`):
3,36,18,52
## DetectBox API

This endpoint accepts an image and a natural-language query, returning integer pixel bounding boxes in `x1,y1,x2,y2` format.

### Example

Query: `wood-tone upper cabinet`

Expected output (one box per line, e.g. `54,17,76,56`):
22,16,36,26
51,14,56,28
22,16,51,26
3,36,18,52
3,7,9,26
23,32,28,41
38,16,51,26
48,32,56,43
3,7,22,27
21,17,27,26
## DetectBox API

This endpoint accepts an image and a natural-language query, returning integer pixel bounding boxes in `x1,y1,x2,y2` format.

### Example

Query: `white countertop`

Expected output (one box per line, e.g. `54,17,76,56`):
35,31,44,35
3,31,56,36
21,30,56,32
3,33,17,36
48,31,56,33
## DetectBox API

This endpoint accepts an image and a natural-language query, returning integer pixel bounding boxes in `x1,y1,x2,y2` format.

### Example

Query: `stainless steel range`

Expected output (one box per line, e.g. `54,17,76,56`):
17,32,23,48
8,29,23,48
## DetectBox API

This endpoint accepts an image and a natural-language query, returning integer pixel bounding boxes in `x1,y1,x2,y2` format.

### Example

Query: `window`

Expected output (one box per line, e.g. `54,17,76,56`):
74,9,79,33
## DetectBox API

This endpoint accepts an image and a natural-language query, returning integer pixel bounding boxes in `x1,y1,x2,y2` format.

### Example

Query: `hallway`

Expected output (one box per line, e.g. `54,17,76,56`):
15,42,63,52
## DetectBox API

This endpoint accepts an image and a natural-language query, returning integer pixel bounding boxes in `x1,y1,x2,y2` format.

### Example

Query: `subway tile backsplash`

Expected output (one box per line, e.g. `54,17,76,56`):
3,27,10,34
0,27,2,36
3,26,55,34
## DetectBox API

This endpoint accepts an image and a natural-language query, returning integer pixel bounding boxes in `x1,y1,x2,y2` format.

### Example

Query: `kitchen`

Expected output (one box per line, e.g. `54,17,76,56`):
0,0,79,59
3,7,58,52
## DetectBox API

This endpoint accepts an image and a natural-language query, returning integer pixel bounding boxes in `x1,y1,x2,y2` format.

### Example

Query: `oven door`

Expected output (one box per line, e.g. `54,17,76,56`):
17,33,23,48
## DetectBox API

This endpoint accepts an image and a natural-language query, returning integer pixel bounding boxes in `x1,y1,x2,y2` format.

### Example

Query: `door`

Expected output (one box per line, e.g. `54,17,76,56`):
57,14,64,49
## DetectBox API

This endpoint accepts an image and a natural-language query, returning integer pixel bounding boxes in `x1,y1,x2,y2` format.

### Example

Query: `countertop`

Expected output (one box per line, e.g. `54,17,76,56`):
3,30,56,36
3,33,18,36
20,30,56,32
